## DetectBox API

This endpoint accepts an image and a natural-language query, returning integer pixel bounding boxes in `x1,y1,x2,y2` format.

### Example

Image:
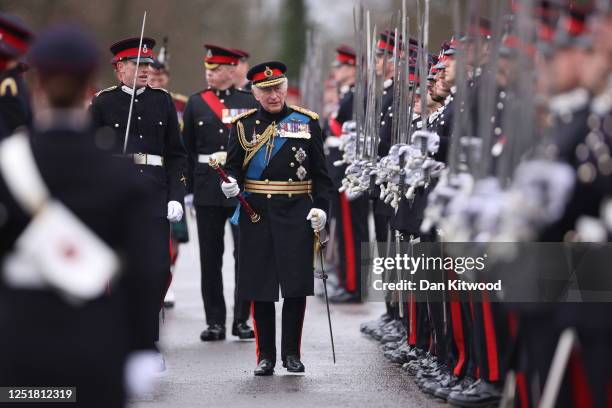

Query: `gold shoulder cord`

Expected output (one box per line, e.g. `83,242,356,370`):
237,120,277,169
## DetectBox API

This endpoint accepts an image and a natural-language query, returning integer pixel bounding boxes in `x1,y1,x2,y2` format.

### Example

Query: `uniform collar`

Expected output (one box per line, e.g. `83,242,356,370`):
211,86,234,97
121,84,146,96
549,88,589,115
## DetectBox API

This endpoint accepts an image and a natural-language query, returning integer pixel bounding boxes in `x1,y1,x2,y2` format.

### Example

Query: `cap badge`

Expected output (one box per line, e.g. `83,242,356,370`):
207,49,213,58
264,66,273,78
142,44,148,54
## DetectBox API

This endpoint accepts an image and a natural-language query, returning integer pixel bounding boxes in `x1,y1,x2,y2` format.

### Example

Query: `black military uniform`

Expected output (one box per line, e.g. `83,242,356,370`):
89,37,187,344
224,62,332,375
0,25,158,408
182,44,258,341
325,45,369,303
0,13,33,139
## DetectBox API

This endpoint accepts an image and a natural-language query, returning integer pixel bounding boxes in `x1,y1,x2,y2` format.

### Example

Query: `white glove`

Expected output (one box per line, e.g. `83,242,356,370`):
184,193,194,208
167,201,183,223
306,208,327,232
221,176,239,198
124,350,160,398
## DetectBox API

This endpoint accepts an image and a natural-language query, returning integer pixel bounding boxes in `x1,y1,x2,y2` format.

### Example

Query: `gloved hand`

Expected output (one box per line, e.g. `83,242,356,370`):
167,201,183,223
124,350,160,398
221,177,239,198
306,208,327,232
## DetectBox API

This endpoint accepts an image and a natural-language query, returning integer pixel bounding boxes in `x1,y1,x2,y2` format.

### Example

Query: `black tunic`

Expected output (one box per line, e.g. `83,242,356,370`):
0,124,159,408
89,84,187,218
225,104,333,301
0,67,32,139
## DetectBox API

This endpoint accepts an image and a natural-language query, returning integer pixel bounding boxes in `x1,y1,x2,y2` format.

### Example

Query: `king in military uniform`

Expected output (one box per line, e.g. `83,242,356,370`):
89,37,187,361
222,61,332,376
183,44,258,341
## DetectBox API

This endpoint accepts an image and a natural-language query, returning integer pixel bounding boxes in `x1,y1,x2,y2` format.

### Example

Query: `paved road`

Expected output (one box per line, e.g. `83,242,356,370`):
130,213,444,408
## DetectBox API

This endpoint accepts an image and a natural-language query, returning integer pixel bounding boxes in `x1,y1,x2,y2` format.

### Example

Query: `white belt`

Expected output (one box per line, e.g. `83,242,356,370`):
198,151,227,166
130,153,164,166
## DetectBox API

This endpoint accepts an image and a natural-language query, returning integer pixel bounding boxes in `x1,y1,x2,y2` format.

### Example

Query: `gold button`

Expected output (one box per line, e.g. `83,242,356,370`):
290,162,295,167
288,178,293,183
288,193,293,198
265,179,269,184
219,129,224,133
266,194,271,199
198,121,203,126
256,120,260,124
220,99,225,103
159,121,163,125
292,147,296,151
114,123,119,128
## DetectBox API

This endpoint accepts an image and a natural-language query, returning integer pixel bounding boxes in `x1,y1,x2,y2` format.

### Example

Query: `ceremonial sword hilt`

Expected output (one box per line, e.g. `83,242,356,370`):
209,157,260,223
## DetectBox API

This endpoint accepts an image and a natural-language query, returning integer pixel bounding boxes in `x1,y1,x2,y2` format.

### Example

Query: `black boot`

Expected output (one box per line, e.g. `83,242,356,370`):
282,355,305,373
232,321,255,339
254,359,275,376
200,324,226,341
447,379,501,407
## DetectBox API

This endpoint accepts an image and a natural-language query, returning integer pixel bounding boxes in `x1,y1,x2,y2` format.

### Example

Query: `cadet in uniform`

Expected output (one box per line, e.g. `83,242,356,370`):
182,44,257,341
222,61,332,375
232,47,251,90
0,12,33,139
325,45,369,303
0,25,159,408
89,36,187,353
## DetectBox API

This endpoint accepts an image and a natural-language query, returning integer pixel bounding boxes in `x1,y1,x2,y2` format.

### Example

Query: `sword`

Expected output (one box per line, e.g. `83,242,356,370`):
314,225,336,364
209,157,260,223
123,11,147,155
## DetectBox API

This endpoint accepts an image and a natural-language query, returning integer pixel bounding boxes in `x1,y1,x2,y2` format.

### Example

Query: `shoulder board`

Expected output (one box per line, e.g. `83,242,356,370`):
231,108,258,124
149,86,169,94
289,105,319,120
94,85,117,97
170,92,188,103
236,88,252,95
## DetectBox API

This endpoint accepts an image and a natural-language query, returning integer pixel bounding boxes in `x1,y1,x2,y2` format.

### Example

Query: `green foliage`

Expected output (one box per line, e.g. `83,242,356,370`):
278,0,307,82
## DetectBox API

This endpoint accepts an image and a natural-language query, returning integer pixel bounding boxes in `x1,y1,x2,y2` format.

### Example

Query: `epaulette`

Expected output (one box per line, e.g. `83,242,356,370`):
231,108,258,124
171,92,188,103
94,85,117,97
149,86,169,94
289,105,319,121
0,77,17,97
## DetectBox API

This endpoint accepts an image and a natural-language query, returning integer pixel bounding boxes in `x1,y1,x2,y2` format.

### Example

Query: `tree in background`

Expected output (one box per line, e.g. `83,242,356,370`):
278,0,307,82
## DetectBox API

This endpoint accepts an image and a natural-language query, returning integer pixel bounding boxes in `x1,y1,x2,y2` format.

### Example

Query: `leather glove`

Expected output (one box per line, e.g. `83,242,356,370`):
306,208,327,232
167,201,183,223
221,177,240,198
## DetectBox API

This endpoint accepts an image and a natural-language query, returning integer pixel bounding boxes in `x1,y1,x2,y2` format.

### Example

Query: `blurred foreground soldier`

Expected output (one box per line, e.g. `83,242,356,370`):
0,25,160,407
223,61,332,375
89,36,187,362
183,44,257,341
0,12,33,139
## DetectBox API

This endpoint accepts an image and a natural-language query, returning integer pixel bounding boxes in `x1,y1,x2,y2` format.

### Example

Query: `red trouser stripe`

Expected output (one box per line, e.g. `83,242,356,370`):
569,351,593,408
339,193,357,292
408,294,417,345
515,372,530,408
450,300,466,376
481,292,500,382
251,302,261,363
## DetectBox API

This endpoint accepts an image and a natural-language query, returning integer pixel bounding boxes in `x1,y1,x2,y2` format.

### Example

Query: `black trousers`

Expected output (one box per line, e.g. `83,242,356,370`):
332,193,369,296
151,218,171,342
252,297,307,363
196,205,250,326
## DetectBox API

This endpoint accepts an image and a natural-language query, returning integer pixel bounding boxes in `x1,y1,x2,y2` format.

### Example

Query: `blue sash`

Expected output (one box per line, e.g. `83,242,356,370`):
230,112,310,224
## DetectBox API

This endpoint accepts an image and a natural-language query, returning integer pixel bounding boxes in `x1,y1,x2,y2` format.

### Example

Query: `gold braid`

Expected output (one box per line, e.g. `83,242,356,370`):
236,120,277,169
